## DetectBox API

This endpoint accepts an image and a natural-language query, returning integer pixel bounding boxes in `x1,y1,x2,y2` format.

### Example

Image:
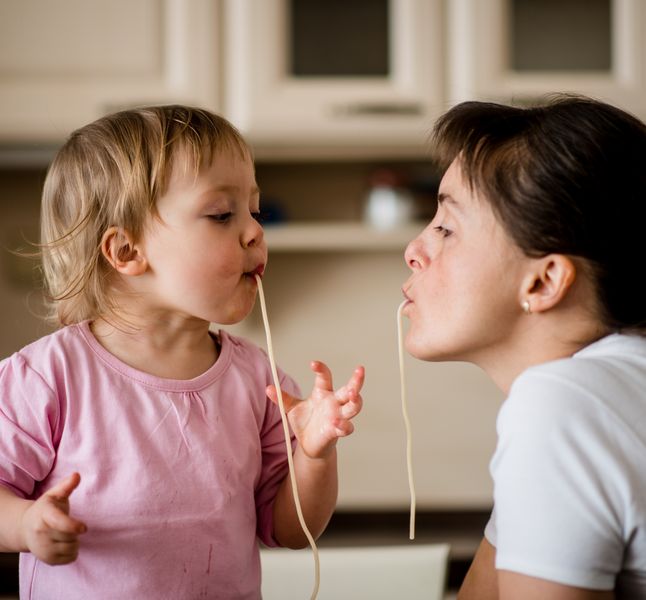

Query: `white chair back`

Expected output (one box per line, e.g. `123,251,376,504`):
260,543,450,600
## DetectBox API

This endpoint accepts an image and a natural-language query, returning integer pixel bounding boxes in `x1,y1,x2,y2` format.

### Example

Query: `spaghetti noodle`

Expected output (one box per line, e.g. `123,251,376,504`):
397,300,417,540
255,274,321,599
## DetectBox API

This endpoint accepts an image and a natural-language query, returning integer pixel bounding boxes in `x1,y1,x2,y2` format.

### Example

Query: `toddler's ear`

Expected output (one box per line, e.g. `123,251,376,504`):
100,227,147,276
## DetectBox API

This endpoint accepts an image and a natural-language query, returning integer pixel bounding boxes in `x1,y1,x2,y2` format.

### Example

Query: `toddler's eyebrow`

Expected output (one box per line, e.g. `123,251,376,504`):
199,184,261,198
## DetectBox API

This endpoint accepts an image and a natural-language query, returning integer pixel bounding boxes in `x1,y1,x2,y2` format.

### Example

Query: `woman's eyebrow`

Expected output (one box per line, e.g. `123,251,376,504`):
437,192,461,211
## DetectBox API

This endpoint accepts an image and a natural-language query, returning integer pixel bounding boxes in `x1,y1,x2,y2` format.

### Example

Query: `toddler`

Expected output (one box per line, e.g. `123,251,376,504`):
0,106,364,599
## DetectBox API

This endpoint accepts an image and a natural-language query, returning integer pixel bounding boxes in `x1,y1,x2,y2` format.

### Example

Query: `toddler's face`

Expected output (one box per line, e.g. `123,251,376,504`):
137,148,267,325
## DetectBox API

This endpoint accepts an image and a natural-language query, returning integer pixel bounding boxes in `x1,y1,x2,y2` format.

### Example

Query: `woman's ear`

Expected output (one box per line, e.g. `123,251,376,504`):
100,227,147,276
520,254,576,314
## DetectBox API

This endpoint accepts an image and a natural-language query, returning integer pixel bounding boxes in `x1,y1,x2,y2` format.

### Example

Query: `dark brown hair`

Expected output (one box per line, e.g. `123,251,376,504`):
431,95,646,333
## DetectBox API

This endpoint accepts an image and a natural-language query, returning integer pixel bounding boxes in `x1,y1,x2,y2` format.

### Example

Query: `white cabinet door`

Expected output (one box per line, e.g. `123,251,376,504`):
222,0,444,155
448,0,646,119
0,0,220,142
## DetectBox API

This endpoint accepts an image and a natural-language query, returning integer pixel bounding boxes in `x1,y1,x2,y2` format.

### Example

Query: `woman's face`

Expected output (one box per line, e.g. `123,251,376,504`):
402,158,531,364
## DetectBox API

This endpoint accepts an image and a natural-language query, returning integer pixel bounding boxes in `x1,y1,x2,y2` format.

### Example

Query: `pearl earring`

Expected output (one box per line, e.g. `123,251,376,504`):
521,300,531,314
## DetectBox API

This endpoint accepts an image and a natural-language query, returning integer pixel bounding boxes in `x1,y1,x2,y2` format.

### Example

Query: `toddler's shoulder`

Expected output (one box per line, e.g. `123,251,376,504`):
219,330,300,393
1,323,88,378
12,322,84,357
220,330,269,364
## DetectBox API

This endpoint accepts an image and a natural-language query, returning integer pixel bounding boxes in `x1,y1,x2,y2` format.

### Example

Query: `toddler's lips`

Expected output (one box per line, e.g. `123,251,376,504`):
246,264,265,278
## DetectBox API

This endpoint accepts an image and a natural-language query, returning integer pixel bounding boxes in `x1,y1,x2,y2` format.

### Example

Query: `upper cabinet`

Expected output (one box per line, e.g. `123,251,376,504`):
1,0,645,153
448,0,646,117
0,0,220,142
222,0,445,156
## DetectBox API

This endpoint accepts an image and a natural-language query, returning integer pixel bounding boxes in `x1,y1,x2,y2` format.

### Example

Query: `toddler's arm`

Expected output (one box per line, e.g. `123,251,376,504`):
269,361,364,548
0,472,87,564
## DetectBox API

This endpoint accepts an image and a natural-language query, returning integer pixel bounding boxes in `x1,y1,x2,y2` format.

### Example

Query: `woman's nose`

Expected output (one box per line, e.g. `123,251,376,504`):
405,235,425,270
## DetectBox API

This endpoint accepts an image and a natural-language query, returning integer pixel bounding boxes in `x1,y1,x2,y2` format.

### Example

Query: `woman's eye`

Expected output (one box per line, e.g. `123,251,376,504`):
433,225,452,238
208,212,233,223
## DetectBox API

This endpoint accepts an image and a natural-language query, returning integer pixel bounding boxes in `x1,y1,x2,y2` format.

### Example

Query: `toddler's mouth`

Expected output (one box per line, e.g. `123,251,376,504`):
245,264,265,279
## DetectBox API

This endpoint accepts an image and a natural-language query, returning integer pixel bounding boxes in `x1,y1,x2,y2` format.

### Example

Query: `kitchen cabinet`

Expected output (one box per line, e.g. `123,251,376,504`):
448,0,646,119
0,0,220,142
222,0,445,157
3,0,644,148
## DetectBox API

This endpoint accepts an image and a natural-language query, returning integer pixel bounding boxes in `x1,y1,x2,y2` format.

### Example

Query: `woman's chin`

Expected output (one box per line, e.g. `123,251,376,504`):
405,336,457,362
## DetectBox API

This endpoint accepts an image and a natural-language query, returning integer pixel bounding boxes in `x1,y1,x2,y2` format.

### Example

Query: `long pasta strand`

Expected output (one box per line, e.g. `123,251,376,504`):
255,275,320,599
397,300,416,540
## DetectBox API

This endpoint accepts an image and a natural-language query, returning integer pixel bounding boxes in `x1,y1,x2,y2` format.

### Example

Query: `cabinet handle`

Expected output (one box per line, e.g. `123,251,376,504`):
334,103,423,116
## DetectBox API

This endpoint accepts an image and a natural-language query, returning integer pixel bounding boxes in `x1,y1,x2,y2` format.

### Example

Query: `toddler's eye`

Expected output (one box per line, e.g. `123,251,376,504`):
434,225,452,238
208,212,233,223
251,211,265,224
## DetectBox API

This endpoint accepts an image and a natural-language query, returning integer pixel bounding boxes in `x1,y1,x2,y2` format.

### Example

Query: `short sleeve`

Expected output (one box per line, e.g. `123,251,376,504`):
0,354,59,498
490,371,626,590
254,369,300,547
484,506,497,547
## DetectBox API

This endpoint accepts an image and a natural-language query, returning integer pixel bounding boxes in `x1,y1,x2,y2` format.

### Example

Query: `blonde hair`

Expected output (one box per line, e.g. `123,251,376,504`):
40,105,251,327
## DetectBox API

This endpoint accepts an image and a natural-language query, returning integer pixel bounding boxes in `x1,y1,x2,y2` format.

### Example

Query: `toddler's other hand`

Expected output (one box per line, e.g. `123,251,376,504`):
21,472,87,565
266,362,365,459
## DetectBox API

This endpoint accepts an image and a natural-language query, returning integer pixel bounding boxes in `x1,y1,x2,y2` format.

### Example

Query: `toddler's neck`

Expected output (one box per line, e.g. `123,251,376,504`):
89,317,220,380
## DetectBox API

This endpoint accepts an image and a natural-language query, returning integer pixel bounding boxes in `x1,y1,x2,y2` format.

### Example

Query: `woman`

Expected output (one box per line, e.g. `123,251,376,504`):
401,96,646,599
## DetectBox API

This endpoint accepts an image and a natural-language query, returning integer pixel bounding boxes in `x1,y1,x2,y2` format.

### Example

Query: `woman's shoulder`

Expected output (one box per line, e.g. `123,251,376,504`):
514,333,646,398
504,334,646,446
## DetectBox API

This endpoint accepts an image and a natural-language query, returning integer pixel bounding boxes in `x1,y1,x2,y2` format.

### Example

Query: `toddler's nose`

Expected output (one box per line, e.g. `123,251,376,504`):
241,215,264,249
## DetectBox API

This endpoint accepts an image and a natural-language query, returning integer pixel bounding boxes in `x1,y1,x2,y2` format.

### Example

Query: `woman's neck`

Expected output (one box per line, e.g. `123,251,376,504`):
477,313,609,394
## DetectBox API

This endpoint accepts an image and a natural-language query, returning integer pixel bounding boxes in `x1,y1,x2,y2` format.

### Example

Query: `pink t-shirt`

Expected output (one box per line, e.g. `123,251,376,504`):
0,322,299,599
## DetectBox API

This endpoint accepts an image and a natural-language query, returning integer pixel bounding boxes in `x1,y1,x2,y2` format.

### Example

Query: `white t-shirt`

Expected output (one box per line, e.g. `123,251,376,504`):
485,333,646,596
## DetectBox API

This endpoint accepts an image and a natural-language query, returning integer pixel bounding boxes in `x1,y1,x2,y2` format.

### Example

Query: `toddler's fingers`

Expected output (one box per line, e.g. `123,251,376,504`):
50,529,83,543
42,504,87,535
347,366,365,393
45,472,81,501
48,540,81,565
310,361,334,392
340,393,363,420
333,420,355,437
266,385,302,413
336,370,365,404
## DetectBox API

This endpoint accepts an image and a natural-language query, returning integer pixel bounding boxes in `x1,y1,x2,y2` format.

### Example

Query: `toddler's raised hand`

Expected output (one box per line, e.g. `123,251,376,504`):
21,472,87,565
267,361,365,459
